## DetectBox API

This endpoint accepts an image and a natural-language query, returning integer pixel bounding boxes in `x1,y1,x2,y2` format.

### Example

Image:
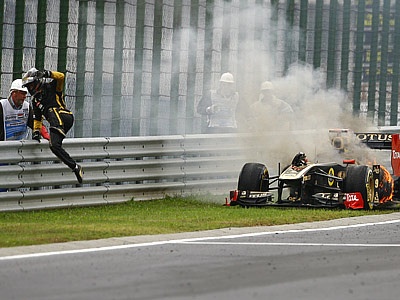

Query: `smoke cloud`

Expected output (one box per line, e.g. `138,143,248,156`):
230,4,390,173
237,63,390,173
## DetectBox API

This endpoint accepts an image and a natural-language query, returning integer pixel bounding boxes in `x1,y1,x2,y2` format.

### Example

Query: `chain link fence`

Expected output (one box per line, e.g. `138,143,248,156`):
1,0,399,137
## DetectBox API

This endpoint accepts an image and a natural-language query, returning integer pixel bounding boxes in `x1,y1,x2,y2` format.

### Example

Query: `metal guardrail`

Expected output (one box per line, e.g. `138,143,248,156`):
0,134,248,211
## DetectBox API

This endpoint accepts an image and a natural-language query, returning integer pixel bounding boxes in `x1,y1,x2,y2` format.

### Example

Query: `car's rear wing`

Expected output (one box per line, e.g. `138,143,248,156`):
355,132,392,150
354,132,400,177
329,129,393,150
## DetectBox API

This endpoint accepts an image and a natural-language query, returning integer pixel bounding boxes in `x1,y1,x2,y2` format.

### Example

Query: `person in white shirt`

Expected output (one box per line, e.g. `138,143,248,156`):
197,72,239,133
0,79,49,192
250,81,293,130
0,79,49,141
251,81,293,114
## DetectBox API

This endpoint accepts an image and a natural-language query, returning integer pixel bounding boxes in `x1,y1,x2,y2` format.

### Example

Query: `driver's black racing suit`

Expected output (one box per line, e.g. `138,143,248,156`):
32,71,78,172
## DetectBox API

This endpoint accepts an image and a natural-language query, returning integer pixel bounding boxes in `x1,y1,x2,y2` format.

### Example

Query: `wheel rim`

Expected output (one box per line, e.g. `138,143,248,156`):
365,169,374,209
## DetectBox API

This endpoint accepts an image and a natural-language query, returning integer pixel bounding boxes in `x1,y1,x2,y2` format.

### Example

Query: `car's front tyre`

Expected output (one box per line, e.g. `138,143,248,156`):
238,163,269,192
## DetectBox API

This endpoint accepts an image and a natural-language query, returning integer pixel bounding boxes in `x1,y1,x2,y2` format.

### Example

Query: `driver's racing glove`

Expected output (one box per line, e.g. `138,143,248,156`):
32,130,41,142
40,125,50,141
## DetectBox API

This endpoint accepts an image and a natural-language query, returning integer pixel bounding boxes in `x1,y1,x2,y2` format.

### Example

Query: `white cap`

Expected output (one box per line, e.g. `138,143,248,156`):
260,81,274,91
219,72,234,83
10,79,28,93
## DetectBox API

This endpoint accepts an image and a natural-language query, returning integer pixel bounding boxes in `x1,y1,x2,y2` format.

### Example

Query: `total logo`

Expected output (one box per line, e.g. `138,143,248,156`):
392,150,400,159
346,193,360,202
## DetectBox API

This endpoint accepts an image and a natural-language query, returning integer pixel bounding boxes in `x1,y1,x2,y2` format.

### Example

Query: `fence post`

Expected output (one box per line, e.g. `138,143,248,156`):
326,0,338,89
185,0,200,134
391,0,400,125
58,1,69,73
13,0,25,79
150,1,163,136
378,0,391,126
133,0,146,136
35,0,47,69
75,0,89,137
112,0,125,136
0,0,4,80
367,0,380,122
340,0,351,91
284,0,295,75
92,0,105,137
353,0,366,116
298,0,308,63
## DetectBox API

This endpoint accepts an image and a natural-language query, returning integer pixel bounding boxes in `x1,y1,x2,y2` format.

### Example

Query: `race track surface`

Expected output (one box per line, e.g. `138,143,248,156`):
1,213,400,299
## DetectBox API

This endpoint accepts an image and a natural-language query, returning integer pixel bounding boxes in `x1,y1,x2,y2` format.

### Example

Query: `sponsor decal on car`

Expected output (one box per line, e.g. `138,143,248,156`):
344,192,364,209
356,133,392,142
328,168,335,186
239,191,270,198
392,134,400,176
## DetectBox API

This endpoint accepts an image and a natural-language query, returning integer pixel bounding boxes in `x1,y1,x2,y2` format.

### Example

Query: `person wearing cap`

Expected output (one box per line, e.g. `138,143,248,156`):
197,72,239,133
250,80,293,130
252,81,293,114
0,79,49,192
0,79,49,141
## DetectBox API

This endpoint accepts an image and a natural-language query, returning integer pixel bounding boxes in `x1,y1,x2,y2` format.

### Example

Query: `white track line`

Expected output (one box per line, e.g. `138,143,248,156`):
1,219,400,261
177,241,400,247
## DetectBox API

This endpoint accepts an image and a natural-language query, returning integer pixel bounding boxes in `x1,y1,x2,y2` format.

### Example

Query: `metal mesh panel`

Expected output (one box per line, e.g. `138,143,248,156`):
1,0,400,137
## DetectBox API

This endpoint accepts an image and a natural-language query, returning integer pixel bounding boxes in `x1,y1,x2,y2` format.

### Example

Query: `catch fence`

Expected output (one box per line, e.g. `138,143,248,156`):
0,0,399,137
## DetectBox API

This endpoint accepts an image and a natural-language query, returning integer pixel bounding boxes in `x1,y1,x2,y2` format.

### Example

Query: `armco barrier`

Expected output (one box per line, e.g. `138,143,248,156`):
0,134,250,211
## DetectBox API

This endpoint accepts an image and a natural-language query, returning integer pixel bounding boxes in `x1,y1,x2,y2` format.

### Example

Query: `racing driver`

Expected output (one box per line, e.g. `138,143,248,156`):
22,68,83,184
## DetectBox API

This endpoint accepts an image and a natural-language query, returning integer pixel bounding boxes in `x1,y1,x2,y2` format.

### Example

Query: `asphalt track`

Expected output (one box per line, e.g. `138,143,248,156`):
0,213,400,300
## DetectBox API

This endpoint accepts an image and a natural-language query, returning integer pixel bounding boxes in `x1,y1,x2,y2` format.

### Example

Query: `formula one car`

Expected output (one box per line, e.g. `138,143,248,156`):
227,130,400,210
227,153,396,210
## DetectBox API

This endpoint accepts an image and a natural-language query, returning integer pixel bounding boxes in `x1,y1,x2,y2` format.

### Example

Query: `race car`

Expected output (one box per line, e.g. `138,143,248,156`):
228,157,394,210
227,130,400,210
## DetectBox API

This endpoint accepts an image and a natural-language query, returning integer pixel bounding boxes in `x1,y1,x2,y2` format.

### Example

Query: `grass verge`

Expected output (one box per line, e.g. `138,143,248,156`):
0,195,398,248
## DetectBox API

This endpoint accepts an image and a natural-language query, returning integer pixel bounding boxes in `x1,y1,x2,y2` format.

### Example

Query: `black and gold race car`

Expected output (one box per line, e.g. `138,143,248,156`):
227,156,395,210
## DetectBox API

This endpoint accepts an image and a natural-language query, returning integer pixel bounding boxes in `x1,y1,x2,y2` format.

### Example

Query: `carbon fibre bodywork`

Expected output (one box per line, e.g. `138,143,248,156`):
228,161,388,210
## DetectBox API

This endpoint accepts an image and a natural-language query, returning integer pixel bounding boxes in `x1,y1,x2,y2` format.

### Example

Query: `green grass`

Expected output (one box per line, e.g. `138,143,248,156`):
0,195,398,248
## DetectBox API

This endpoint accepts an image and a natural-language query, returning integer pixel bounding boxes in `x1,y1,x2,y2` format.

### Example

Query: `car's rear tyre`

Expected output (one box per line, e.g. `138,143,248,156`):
375,166,394,203
238,163,269,191
344,165,374,210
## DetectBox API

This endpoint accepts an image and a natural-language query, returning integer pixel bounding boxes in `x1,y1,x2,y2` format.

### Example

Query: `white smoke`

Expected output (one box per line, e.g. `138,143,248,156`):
229,2,385,171
190,2,391,174
238,62,389,172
